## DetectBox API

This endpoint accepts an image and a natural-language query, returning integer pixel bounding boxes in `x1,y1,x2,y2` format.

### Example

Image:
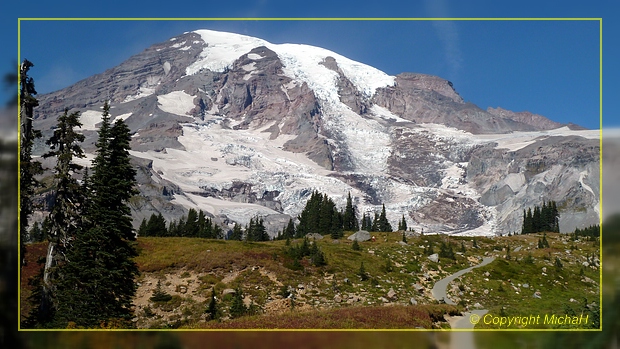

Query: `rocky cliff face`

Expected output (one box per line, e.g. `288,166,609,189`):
31,29,600,237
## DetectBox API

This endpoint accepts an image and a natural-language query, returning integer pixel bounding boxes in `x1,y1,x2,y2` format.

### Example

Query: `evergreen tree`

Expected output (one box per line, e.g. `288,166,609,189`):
184,208,199,237
206,288,218,320
352,238,361,251
19,60,44,267
150,280,172,302
137,218,148,237
523,208,533,234
318,193,335,235
551,201,560,233
542,233,550,248
310,244,327,267
39,107,86,325
358,262,368,281
52,108,139,328
29,222,43,243
196,210,207,238
229,223,243,241
284,218,296,239
296,191,322,237
398,215,408,231
533,206,542,233
371,212,379,232
145,213,167,237
246,216,269,241
342,192,359,231
377,204,392,232
229,288,247,318
361,213,368,231
554,257,563,271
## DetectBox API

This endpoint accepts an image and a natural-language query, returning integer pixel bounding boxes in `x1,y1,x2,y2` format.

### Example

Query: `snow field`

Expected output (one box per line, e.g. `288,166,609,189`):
157,91,196,116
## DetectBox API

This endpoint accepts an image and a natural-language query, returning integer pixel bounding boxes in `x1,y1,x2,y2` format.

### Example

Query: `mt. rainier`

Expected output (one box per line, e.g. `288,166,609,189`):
32,29,600,237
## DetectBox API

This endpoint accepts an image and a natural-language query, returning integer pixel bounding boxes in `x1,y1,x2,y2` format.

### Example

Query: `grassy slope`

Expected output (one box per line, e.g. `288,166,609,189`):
21,231,599,329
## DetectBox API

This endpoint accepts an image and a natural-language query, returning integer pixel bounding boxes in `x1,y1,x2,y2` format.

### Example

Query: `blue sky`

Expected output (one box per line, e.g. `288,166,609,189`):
2,1,617,130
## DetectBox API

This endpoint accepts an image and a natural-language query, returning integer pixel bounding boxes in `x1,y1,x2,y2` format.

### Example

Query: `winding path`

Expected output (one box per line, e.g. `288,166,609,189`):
430,256,495,329
431,256,495,304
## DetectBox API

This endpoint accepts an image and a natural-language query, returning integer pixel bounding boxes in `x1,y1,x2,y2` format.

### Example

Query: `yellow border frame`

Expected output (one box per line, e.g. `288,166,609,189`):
17,17,603,333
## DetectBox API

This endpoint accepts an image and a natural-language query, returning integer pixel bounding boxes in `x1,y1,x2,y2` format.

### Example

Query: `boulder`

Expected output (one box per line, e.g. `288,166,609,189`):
387,288,397,300
428,253,439,263
412,283,425,294
222,288,236,296
306,233,324,240
348,230,371,242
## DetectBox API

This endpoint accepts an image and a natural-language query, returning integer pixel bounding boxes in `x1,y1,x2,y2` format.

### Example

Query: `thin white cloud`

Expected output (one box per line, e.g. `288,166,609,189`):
425,0,463,78
38,64,81,95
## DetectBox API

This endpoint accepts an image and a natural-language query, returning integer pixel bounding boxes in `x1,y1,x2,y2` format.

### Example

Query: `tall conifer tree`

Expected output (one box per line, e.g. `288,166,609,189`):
39,108,86,325
53,104,139,328
19,60,44,267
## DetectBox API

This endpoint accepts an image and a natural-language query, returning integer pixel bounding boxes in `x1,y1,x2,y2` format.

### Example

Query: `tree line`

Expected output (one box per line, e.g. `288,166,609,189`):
137,209,223,239
20,61,138,329
293,190,401,240
521,200,560,234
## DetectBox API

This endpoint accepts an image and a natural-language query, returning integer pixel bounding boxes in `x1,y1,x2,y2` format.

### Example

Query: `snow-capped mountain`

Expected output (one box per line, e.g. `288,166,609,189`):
32,29,600,237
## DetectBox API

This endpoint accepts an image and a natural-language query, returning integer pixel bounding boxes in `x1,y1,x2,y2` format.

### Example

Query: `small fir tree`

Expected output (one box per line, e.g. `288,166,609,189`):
206,288,218,320
358,262,369,281
150,280,172,302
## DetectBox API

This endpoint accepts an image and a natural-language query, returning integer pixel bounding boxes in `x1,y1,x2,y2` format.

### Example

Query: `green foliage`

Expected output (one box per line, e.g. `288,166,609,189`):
538,233,550,249
342,192,359,231
439,241,456,260
28,222,44,243
245,216,269,241
358,262,369,281
20,60,44,267
573,224,600,241
229,288,248,319
286,237,327,268
206,288,218,321
44,104,140,329
141,213,167,237
423,241,435,256
402,231,407,243
352,238,361,251
360,212,372,231
382,258,394,273
283,218,296,240
524,252,535,264
554,257,564,270
522,200,560,234
371,204,393,232
229,223,243,241
38,107,87,327
297,190,344,238
150,280,172,302
398,215,407,231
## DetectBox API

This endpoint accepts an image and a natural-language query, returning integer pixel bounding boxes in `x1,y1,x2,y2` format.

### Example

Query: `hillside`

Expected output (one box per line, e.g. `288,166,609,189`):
23,230,599,329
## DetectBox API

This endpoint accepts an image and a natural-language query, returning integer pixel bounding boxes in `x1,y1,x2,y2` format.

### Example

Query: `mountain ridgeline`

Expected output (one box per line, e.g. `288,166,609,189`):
29,29,599,237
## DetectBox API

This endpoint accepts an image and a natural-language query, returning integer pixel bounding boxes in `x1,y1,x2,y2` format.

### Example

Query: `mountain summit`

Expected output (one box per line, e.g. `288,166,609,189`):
32,29,600,236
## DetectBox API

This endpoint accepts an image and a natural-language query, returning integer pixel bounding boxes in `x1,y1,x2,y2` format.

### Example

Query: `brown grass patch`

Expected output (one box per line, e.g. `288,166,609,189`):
199,304,458,329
